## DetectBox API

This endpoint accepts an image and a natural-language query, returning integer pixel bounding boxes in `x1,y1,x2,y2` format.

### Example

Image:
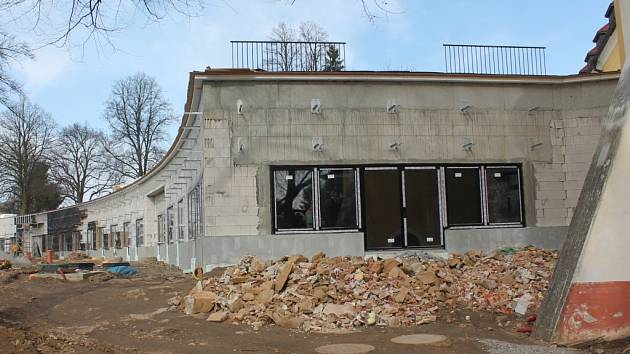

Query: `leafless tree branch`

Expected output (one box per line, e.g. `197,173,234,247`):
102,72,175,180
0,98,56,214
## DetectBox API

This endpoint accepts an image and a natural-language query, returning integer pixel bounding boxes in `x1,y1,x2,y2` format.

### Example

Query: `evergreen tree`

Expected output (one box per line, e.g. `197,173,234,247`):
323,45,344,71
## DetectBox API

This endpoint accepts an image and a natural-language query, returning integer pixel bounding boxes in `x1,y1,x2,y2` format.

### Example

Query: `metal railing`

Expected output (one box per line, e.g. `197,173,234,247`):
231,40,346,72
444,44,547,76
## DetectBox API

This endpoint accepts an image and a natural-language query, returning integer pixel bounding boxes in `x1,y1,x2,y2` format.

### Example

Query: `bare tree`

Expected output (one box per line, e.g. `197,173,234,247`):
267,21,329,71
102,72,175,180
298,22,328,71
0,0,203,48
51,123,120,204
0,99,56,214
0,31,32,107
268,22,298,71
286,0,397,21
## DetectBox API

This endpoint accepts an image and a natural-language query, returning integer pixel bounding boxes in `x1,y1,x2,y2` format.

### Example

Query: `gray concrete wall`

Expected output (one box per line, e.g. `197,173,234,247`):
445,226,568,254
195,232,364,268
200,76,618,237
14,73,620,264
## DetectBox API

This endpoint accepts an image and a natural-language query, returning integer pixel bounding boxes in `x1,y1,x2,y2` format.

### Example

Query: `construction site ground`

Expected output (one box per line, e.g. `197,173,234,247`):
0,262,627,354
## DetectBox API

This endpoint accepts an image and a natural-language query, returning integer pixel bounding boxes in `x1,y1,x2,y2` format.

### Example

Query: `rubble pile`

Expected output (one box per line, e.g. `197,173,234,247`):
176,247,557,332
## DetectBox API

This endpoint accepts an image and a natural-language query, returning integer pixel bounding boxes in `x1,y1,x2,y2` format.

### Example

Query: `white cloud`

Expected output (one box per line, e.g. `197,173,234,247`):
13,46,71,92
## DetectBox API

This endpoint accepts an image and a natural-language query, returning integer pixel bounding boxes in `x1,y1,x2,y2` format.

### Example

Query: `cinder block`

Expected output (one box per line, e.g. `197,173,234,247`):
542,208,568,219
535,198,565,209
535,172,565,182
536,217,568,227
536,190,566,200
537,181,564,191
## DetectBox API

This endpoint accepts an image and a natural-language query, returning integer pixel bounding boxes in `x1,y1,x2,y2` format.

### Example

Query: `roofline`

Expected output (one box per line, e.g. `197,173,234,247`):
193,69,621,85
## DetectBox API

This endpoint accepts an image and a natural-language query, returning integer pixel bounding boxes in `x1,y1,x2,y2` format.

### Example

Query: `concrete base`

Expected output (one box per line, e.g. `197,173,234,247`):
445,226,567,254
51,226,568,274
198,232,365,266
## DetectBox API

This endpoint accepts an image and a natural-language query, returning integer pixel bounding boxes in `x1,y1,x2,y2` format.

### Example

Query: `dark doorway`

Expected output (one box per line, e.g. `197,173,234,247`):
404,168,442,247
363,168,403,249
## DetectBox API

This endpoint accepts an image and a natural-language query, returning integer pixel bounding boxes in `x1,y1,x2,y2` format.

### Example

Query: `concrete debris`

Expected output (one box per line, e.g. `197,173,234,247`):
178,247,557,332
207,311,229,322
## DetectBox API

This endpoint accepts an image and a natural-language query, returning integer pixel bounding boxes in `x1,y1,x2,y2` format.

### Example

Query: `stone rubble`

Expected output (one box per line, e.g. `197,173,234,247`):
176,247,557,332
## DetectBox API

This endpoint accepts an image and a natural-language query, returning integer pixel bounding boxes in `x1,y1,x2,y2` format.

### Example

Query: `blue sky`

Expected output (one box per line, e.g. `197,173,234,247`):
5,0,613,140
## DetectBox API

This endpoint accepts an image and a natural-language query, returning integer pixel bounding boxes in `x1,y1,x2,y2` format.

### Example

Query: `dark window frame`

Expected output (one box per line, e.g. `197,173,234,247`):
483,165,524,226
444,166,484,227
135,219,144,246
271,166,361,233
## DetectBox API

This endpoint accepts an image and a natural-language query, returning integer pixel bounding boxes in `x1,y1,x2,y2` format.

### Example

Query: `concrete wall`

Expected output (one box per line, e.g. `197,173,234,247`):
12,71,620,262
445,226,568,254
199,76,617,237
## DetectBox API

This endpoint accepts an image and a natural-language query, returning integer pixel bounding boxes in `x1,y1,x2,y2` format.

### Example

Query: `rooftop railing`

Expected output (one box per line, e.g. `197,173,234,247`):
444,44,547,76
231,40,346,72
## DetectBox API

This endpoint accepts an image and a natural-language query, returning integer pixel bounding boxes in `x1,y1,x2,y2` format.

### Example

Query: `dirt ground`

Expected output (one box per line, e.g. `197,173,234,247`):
0,263,627,354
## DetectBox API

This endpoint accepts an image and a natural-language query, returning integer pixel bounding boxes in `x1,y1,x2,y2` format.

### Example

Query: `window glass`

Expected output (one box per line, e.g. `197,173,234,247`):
136,219,144,246
274,169,314,230
166,207,174,243
187,182,203,239
445,167,483,226
318,169,357,229
110,224,121,249
123,222,130,247
177,200,184,240
101,228,109,250
157,215,164,244
87,222,96,250
486,167,522,224
63,233,73,252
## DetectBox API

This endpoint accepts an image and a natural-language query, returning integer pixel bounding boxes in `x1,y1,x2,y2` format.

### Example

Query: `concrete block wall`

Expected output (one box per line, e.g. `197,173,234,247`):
533,107,609,226
203,111,259,237
14,72,618,259
200,77,617,235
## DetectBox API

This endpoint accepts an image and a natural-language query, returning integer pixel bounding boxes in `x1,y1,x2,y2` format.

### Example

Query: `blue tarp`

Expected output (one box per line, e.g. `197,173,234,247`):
106,265,138,276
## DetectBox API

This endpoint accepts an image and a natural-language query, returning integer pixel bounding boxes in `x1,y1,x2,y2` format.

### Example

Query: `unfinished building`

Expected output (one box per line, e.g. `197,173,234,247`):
0,65,617,270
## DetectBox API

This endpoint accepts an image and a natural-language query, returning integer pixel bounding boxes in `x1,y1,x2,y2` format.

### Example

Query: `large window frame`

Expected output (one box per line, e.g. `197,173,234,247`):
157,214,165,244
442,165,524,229
135,219,144,247
166,206,174,244
187,181,203,240
177,199,185,241
123,222,131,248
271,164,524,236
272,166,362,233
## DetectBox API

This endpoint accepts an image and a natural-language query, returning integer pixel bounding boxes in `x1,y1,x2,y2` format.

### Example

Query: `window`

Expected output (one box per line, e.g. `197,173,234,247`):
63,233,73,252
100,227,109,250
445,167,483,226
166,206,174,244
272,167,360,232
157,215,165,244
318,169,358,229
87,222,96,250
188,182,203,239
177,199,184,241
123,222,131,247
445,165,523,228
274,169,314,230
136,219,144,246
111,224,121,249
486,167,522,224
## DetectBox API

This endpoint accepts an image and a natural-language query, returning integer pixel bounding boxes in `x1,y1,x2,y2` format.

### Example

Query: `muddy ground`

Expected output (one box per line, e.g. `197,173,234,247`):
0,263,627,354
